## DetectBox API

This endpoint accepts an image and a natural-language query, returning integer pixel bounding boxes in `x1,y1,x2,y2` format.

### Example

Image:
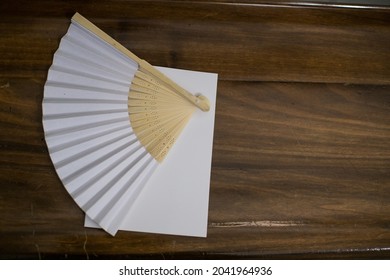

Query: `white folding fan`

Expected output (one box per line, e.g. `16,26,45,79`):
42,13,214,236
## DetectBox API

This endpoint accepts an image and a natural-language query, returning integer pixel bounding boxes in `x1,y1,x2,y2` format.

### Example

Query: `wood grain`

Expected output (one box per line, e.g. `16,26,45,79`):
0,0,389,259
1,0,389,83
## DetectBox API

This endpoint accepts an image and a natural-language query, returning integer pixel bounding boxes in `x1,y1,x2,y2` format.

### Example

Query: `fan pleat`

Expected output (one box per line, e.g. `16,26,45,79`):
62,141,141,192
66,24,138,69
52,53,131,83
47,68,130,92
44,117,130,138
44,84,127,104
61,28,137,73
59,42,131,77
55,134,137,179
66,141,143,197
73,149,148,209
47,124,130,153
51,131,134,169
43,112,129,134
80,150,149,212
94,158,158,235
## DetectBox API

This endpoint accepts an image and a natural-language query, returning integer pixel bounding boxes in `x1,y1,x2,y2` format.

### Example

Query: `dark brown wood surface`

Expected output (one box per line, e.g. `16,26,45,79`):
1,0,389,259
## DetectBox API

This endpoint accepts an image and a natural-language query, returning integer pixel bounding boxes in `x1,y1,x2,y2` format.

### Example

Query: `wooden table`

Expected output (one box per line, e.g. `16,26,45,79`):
1,0,389,259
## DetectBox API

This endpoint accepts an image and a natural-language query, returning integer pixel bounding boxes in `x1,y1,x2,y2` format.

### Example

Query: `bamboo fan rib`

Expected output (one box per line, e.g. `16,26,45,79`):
42,13,208,235
129,70,196,162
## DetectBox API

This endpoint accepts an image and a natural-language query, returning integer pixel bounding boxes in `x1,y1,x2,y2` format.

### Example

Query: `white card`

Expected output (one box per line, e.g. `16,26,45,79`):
85,66,218,237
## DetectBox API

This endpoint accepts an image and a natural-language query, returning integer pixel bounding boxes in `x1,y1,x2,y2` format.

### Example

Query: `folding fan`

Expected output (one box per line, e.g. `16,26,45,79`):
42,13,211,236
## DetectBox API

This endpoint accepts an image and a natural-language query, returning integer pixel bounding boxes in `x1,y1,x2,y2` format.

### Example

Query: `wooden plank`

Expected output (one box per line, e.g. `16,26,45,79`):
1,78,389,258
0,0,389,84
